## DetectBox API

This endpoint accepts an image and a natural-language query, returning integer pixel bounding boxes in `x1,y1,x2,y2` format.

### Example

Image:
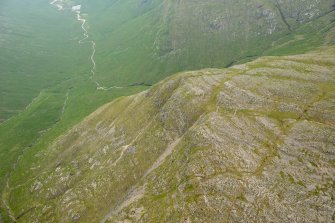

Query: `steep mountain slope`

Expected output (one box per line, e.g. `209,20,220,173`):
0,0,149,209
4,47,335,222
1,0,335,222
2,0,334,123
88,0,335,85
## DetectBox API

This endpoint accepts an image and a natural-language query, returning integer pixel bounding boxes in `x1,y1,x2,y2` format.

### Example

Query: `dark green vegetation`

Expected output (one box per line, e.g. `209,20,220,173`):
87,0,335,85
0,0,85,122
0,0,335,222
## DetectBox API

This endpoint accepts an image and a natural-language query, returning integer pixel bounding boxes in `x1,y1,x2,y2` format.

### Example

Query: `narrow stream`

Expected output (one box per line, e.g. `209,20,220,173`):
50,0,123,90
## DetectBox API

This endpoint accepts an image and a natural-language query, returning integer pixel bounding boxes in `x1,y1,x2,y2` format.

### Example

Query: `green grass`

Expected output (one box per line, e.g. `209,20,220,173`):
86,0,335,84
0,0,335,221
0,0,93,122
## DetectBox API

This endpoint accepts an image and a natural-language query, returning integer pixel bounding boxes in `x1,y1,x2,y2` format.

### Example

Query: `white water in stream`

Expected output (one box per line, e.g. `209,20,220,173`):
50,1,123,90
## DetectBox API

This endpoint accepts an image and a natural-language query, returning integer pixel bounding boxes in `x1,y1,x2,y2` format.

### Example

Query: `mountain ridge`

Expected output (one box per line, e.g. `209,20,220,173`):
1,0,335,222
3,46,334,222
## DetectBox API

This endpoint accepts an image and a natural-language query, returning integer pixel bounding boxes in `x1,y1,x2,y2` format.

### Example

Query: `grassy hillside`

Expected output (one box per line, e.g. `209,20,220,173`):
87,0,335,85
0,2,149,222
0,0,335,221
0,2,149,218
1,0,334,124
3,46,335,222
0,0,90,122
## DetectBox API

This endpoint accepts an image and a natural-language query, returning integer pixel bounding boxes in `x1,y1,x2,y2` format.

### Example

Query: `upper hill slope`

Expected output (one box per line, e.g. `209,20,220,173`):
2,0,334,124
5,47,335,222
88,0,335,85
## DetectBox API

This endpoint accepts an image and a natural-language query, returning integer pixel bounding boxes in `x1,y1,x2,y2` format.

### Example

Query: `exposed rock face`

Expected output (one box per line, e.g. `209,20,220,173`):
5,47,335,222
